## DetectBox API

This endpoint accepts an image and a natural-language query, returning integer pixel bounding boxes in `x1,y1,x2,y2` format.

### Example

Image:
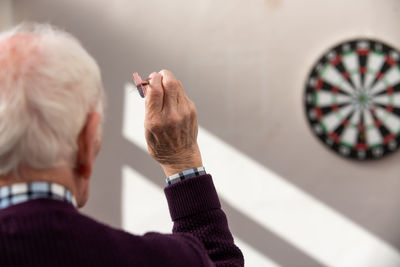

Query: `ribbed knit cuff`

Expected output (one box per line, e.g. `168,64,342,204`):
164,174,221,221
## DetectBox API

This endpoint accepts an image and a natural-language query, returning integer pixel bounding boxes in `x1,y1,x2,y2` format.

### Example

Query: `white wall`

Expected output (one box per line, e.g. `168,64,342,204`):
10,0,400,266
0,0,12,29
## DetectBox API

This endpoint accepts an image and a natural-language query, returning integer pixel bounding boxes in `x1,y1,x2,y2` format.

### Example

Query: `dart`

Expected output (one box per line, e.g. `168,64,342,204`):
133,72,149,98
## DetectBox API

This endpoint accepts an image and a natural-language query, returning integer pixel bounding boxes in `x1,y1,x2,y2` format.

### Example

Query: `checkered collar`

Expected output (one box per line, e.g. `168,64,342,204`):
0,181,77,210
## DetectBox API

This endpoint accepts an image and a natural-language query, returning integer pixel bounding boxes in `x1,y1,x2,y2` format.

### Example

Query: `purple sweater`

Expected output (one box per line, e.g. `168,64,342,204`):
0,174,244,266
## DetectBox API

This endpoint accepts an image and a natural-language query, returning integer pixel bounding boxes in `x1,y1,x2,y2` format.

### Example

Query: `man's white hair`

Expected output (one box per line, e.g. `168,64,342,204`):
0,22,105,177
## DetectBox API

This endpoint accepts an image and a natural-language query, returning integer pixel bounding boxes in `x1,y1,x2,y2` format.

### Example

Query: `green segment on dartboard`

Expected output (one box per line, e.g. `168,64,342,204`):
320,65,329,76
335,110,344,120
372,51,384,56
384,79,390,87
343,50,355,56
367,69,377,74
340,142,353,148
370,144,383,149
320,122,328,134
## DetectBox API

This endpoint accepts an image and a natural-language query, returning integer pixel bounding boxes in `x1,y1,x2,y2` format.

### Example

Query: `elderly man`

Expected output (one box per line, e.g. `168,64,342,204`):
0,23,243,266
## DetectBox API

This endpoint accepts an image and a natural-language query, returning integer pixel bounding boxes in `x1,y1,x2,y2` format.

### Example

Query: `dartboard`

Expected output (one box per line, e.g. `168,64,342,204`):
304,39,400,160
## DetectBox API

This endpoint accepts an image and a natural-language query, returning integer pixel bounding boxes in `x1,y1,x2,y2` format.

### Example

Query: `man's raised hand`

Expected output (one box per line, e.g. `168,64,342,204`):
144,70,202,177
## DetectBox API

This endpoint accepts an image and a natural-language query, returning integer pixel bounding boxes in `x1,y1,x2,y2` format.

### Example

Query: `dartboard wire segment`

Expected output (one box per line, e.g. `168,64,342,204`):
304,39,400,160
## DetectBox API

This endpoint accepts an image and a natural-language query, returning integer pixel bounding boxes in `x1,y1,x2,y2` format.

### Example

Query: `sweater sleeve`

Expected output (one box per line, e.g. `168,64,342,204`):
164,174,244,267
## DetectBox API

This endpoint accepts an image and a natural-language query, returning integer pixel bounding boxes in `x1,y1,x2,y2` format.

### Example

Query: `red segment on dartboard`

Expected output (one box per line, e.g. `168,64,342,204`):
332,105,339,111
332,87,339,93
358,123,366,131
387,87,394,94
329,132,340,143
356,143,368,151
357,49,370,56
359,66,366,74
315,79,323,91
342,72,350,79
376,72,384,80
385,55,397,66
314,107,322,120
374,120,382,127
330,55,342,66
342,119,349,126
384,134,395,144
386,106,394,112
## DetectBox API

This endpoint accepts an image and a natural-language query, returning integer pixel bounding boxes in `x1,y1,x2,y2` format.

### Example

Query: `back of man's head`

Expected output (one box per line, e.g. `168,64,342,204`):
0,23,104,178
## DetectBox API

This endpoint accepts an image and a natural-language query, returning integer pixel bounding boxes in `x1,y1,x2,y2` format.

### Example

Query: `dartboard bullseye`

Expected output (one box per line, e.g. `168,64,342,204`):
304,39,400,160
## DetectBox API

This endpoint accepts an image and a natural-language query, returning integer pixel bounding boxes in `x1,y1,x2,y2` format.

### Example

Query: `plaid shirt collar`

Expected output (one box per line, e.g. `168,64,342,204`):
0,181,77,210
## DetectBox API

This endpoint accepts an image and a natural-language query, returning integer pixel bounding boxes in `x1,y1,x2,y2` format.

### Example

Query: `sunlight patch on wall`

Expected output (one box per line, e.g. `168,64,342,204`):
123,83,147,152
122,165,172,235
234,238,281,267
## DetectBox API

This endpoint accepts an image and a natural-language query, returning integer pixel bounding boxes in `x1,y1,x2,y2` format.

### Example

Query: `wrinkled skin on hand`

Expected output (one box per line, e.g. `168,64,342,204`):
144,70,202,176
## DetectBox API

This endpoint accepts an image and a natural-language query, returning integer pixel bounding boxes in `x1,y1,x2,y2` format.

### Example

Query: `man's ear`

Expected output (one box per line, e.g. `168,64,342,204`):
75,112,102,180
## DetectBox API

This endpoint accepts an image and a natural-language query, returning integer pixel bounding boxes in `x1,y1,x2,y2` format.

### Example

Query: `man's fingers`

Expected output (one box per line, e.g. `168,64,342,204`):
159,69,176,86
145,72,164,112
159,69,183,107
